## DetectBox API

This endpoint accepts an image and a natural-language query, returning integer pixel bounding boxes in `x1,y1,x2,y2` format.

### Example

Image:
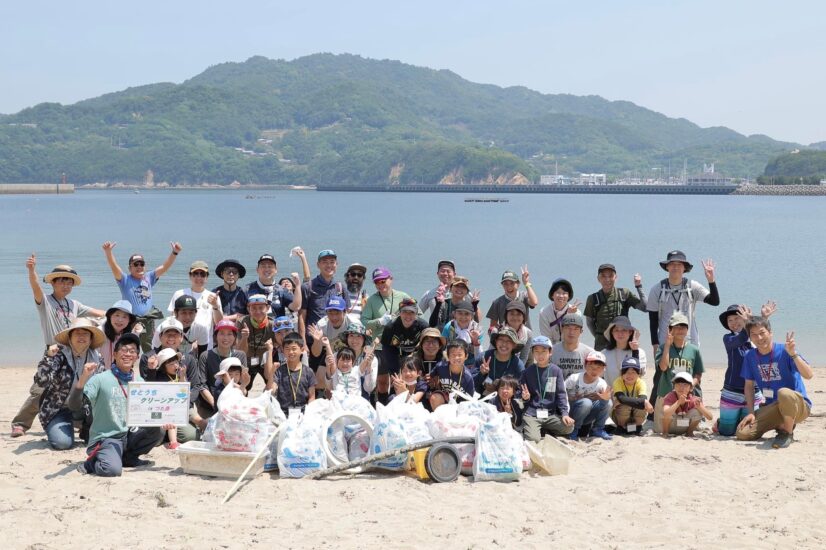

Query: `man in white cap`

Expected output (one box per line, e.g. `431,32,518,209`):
12,255,104,438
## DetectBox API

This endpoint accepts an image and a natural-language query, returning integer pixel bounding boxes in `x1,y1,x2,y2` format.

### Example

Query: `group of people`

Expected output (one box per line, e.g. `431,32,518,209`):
14,243,815,477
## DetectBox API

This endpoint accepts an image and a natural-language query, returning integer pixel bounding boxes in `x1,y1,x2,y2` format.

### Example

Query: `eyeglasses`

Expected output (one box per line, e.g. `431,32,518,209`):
223,269,239,276
131,261,146,267
118,347,139,355
190,271,208,277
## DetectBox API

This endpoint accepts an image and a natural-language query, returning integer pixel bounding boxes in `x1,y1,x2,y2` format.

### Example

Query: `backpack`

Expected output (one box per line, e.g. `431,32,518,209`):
590,288,631,315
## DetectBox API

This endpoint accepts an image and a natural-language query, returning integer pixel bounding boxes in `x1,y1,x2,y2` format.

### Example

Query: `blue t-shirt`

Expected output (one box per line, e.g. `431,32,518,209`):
433,362,476,397
117,270,158,316
740,343,811,408
300,275,348,328
245,280,294,319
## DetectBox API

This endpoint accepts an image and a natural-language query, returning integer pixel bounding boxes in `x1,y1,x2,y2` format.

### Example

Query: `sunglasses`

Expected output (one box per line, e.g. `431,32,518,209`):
131,261,146,267
274,319,293,328
190,271,208,277
346,272,364,278
223,269,239,276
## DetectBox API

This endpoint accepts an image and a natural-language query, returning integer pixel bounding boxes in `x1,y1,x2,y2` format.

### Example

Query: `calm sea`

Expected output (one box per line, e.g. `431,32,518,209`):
1,189,823,366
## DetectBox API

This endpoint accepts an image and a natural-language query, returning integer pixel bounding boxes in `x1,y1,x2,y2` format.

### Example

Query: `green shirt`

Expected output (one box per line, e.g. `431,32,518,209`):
360,289,412,348
84,369,145,445
654,342,704,397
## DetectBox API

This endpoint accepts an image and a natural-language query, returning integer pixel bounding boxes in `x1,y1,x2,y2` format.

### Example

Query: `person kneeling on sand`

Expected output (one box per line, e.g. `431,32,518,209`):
518,336,574,442
656,372,713,437
68,333,171,476
611,356,653,436
735,319,813,449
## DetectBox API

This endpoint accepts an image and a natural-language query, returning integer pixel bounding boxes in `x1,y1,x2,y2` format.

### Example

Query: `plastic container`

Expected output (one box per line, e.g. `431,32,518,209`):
525,436,574,476
177,441,265,479
410,448,430,480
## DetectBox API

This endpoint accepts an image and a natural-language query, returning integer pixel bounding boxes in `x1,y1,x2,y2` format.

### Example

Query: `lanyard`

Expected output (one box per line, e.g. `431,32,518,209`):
53,295,72,328
381,292,395,316
536,366,549,401
113,372,128,398
288,366,303,402
622,380,636,397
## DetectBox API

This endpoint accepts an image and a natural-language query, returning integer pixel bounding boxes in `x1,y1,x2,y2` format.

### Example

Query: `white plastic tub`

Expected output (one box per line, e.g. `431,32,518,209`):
525,436,575,476
177,441,265,479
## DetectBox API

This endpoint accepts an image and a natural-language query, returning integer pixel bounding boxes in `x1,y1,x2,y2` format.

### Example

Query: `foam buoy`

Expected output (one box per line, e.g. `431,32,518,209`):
424,442,461,483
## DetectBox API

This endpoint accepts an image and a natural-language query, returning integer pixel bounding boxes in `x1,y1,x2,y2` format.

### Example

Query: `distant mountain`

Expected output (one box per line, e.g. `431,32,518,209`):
758,150,826,184
0,54,801,185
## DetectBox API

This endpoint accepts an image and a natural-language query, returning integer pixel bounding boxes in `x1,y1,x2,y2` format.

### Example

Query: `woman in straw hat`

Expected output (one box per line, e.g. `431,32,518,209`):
33,318,106,450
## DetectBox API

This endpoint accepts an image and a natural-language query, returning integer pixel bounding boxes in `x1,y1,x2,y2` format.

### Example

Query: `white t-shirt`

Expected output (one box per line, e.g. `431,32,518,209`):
167,288,222,349
551,342,595,378
565,372,608,401
646,279,710,346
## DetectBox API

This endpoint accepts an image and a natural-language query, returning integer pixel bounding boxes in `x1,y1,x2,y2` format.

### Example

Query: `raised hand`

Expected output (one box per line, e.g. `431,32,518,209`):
79,362,98,384
436,283,446,303
307,324,323,341
26,253,37,272
520,264,531,285
46,344,59,357
470,289,481,302
521,383,531,401
629,330,640,351
291,246,305,259
702,258,716,282
736,304,753,320
240,369,251,388
480,355,491,375
147,355,159,371
290,272,301,288
785,332,796,357
132,322,145,336
665,330,674,349
102,241,117,252
469,328,481,345
240,324,250,340
633,273,642,287
391,373,406,394
207,294,218,307
170,242,183,254
567,299,582,313
761,300,777,319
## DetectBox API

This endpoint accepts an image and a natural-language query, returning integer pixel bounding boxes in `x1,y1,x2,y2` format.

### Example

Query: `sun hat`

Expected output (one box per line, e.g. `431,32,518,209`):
620,356,642,372
500,270,519,283
189,260,209,274
585,350,607,365
317,249,337,261
55,318,105,349
325,295,347,311
106,300,135,321
548,278,573,300
450,276,470,290
247,294,270,306
598,263,616,274
174,295,198,311
453,300,474,313
659,250,693,272
603,315,635,341
372,267,392,282
43,265,81,286
490,327,523,352
669,312,690,327
216,356,245,376
257,254,276,266
529,335,553,349
216,259,246,279
399,297,419,313
561,313,583,328
719,304,741,330
273,316,294,333
417,327,446,348
340,320,369,344
156,348,182,368
672,371,694,385
157,317,184,335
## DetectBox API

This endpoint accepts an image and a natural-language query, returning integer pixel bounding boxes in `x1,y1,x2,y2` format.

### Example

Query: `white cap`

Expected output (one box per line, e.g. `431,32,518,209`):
156,348,181,367
157,317,184,335
672,371,694,385
216,356,244,376
585,350,607,364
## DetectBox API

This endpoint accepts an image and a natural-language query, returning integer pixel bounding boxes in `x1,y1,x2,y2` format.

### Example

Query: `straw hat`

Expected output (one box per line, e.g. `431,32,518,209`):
55,318,105,349
43,265,81,286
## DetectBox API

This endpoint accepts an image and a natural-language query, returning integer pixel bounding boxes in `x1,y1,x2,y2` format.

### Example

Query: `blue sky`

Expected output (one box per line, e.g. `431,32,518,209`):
1,0,823,144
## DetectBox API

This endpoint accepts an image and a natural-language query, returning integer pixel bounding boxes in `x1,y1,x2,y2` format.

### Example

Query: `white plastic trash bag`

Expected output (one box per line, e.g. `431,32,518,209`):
212,385,275,453
276,412,328,478
426,404,480,475
473,412,524,482
369,393,431,470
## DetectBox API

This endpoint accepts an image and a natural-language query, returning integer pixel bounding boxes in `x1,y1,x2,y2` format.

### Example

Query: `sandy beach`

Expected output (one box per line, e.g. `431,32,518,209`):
1,364,825,550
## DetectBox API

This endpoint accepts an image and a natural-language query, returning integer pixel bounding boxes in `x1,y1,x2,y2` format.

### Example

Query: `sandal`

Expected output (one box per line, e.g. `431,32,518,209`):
10,426,25,438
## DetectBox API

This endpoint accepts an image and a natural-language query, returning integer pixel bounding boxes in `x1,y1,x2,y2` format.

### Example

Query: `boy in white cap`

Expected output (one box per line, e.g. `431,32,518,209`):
565,351,613,441
656,372,714,437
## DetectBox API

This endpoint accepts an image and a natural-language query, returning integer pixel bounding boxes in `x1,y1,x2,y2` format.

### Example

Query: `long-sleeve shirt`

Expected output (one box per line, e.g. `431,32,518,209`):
519,363,569,417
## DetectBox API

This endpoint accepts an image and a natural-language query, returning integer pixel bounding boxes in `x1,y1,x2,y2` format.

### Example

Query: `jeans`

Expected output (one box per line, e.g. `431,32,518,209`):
82,427,164,477
569,398,611,434
45,409,75,450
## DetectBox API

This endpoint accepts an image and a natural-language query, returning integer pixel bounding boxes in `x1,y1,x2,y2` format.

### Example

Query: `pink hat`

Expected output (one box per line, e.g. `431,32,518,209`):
214,319,239,334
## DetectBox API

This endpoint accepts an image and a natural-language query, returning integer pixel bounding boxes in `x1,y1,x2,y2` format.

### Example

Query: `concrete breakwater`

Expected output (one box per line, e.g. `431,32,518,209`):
0,183,74,195
733,184,826,196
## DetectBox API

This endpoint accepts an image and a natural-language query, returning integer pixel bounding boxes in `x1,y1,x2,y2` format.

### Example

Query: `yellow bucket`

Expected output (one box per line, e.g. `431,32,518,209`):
411,447,430,480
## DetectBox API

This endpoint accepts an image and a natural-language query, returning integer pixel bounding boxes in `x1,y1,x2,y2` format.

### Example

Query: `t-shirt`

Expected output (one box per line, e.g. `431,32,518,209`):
198,349,248,395
361,289,412,347
329,368,363,397
381,318,429,373
167,288,222,350
300,275,348,329
83,369,145,445
584,287,644,350
474,350,525,394
565,372,608,401
117,271,158,316
662,391,699,414
646,278,710,346
245,280,294,319
212,285,249,317
551,342,595,379
346,289,369,323
150,321,209,355
274,364,316,411
612,377,648,398
35,294,93,346
433,362,476,396
239,316,275,369
519,363,569,417
740,343,812,408
486,290,533,329
654,342,704,397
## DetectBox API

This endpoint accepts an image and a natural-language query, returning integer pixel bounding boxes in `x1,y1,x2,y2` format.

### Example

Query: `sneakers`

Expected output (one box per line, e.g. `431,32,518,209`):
76,462,89,475
772,431,794,449
10,426,25,438
591,429,613,441
123,458,153,468
568,432,579,442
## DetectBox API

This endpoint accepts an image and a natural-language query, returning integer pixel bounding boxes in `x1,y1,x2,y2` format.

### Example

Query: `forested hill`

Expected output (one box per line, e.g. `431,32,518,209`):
0,54,799,185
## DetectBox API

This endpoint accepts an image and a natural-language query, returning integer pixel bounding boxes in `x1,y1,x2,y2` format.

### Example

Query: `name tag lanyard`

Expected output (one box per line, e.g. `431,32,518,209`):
288,366,303,403
758,347,775,395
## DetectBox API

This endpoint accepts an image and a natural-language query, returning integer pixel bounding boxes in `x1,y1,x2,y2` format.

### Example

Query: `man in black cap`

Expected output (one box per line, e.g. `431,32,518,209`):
213,259,248,322
646,251,719,355
420,259,456,318
245,254,302,320
584,263,647,350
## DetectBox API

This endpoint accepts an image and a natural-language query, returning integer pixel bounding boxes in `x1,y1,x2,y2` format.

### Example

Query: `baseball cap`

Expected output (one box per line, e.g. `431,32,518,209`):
372,267,392,281
585,351,607,365
189,260,209,274
598,263,616,274
174,295,197,311
247,294,269,306
214,319,239,334
561,314,583,328
450,276,470,290
437,259,456,271
620,357,641,372
453,300,474,313
669,312,690,327
157,317,184,335
672,372,694,385
317,249,337,261
529,335,553,349
500,270,519,283
325,295,346,311
399,297,418,313
257,254,276,266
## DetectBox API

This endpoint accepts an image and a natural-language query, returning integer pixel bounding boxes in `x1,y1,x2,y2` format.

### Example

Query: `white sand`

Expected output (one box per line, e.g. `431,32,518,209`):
1,365,825,549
